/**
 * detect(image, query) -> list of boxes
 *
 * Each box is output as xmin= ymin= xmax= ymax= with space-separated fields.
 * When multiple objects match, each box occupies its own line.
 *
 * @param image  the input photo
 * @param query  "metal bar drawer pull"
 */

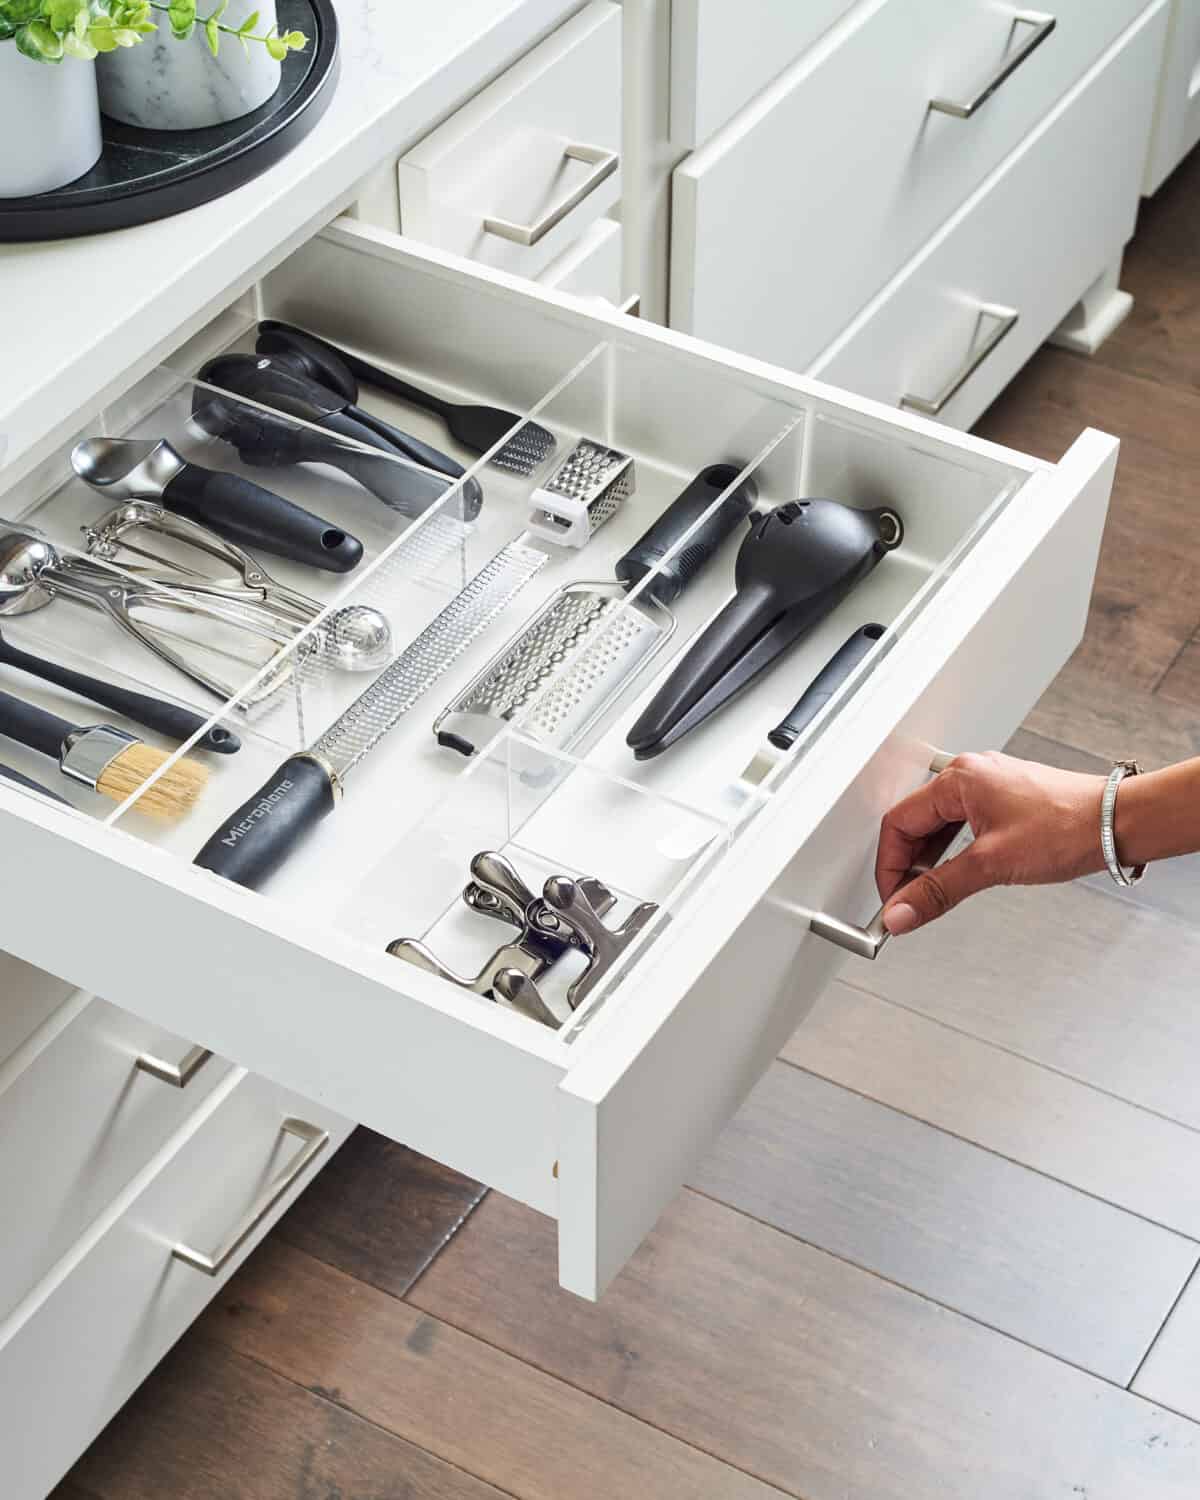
xmin=483 ymin=143 xmax=619 ymax=247
xmin=809 ymin=751 xmax=959 ymax=960
xmin=900 ymin=305 xmax=1018 ymax=417
xmin=172 ymin=1117 xmax=329 ymax=1276
xmin=929 ymin=12 xmax=1056 ymax=119
xmin=135 ymin=1043 xmax=212 ymax=1089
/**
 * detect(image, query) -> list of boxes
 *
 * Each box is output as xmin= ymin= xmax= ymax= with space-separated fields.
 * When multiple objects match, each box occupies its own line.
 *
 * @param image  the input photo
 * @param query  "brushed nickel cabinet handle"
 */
xmin=172 ymin=1117 xmax=329 ymax=1276
xmin=809 ymin=751 xmax=959 ymax=960
xmin=929 ymin=11 xmax=1056 ymax=119
xmin=900 ymin=305 xmax=1018 ymax=417
xmin=483 ymin=143 xmax=619 ymax=247
xmin=135 ymin=1044 xmax=213 ymax=1089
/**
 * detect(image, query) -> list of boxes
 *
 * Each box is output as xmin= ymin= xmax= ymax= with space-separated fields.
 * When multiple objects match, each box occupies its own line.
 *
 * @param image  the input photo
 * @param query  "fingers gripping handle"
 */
xmin=809 ymin=750 xmax=957 ymax=960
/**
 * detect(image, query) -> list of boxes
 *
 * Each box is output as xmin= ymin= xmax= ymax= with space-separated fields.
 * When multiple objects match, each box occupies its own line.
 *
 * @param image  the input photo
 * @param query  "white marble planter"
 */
xmin=97 ymin=4 xmax=282 ymax=130
xmin=0 ymin=47 xmax=103 ymax=198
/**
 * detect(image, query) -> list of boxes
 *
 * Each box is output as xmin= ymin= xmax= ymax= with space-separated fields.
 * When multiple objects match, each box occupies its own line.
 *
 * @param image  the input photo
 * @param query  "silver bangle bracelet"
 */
xmin=1100 ymin=760 xmax=1147 ymax=888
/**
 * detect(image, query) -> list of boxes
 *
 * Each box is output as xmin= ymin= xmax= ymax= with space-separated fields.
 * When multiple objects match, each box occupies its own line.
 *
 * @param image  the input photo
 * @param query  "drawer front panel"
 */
xmin=537 ymin=215 xmax=623 ymax=304
xmin=810 ymin=0 xmax=1169 ymax=427
xmin=0 ymin=1070 xmax=350 ymax=1500
xmin=1144 ymin=0 xmax=1200 ymax=192
xmin=671 ymin=0 xmax=1149 ymax=373
xmin=670 ymin=0 xmax=858 ymax=146
xmin=398 ymin=1 xmax=622 ymax=280
xmin=557 ymin=430 xmax=1118 ymax=1297
xmin=0 ymin=951 xmax=74 ymax=1067
xmin=0 ymin=994 xmax=232 ymax=1321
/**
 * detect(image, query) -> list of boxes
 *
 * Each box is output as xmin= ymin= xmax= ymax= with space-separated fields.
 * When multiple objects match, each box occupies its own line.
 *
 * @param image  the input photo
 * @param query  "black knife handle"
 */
xmin=0 ymin=761 xmax=71 ymax=806
xmin=768 ymin=624 xmax=887 ymax=752
xmin=161 ymin=466 xmax=363 ymax=574
xmin=193 ymin=754 xmax=337 ymax=890
xmin=0 ymin=689 xmax=74 ymax=761
xmin=0 ymin=630 xmax=239 ymax=755
xmin=615 ymin=463 xmax=757 ymax=606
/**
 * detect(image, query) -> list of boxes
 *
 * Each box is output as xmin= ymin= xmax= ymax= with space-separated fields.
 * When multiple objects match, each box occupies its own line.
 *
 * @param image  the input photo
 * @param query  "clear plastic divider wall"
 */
xmin=0 ymin=275 xmax=1027 ymax=1039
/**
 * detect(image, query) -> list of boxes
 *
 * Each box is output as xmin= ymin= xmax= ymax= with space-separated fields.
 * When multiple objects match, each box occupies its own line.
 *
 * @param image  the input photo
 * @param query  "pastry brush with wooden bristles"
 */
xmin=0 ymin=687 xmax=207 ymax=820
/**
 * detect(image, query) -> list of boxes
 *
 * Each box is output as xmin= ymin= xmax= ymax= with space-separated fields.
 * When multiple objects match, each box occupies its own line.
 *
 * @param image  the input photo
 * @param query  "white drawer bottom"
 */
xmin=808 ymin=1 xmax=1168 ymax=428
xmin=0 ymin=1071 xmax=351 ymax=1500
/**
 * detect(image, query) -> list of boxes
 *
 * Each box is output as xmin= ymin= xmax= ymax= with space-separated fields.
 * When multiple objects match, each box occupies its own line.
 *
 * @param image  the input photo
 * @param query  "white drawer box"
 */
xmin=398 ymin=1 xmax=622 ymax=281
xmin=0 ymin=992 xmax=231 ymax=1322
xmin=1144 ymin=0 xmax=1200 ymax=192
xmin=0 ymin=951 xmax=73 ymax=1066
xmin=0 ymin=220 xmax=1117 ymax=1300
xmin=671 ymin=0 xmax=1150 ymax=374
xmin=0 ymin=1069 xmax=350 ymax=1500
xmin=810 ymin=0 xmax=1168 ymax=427
xmin=670 ymin=0 xmax=858 ymax=147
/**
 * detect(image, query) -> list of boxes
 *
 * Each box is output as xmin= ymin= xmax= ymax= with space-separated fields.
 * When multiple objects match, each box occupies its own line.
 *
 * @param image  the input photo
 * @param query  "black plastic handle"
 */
xmin=343 ymin=403 xmax=465 ymax=480
xmin=768 ymin=624 xmax=887 ymax=751
xmin=0 ymin=761 xmax=71 ymax=806
xmin=0 ymin=629 xmax=240 ymax=755
xmin=615 ymin=463 xmax=758 ymax=606
xmin=192 ymin=754 xmax=337 ymax=890
xmin=161 ymin=465 xmax=363 ymax=574
xmin=257 ymin=320 xmax=453 ymax=416
xmin=0 ymin=688 xmax=74 ymax=761
xmin=318 ymin=412 xmax=483 ymax=520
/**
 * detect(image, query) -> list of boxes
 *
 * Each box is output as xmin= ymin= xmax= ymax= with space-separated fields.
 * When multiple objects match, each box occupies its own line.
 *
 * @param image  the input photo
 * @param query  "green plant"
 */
xmin=0 ymin=0 xmax=307 ymax=62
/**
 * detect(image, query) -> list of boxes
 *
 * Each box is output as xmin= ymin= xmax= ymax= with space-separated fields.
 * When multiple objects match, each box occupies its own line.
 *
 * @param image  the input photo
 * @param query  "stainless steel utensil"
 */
xmin=525 ymin=438 xmax=635 ymax=548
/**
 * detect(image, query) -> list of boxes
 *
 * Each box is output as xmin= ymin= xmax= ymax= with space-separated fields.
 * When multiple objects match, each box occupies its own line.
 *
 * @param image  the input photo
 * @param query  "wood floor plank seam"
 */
xmin=189 ymin=1331 xmax=532 ymax=1500
xmin=1150 ymin=629 xmax=1200 ymax=696
xmin=1128 ymin=1261 xmax=1200 ymax=1393
xmin=778 ymin=1028 xmax=1200 ymax=1241
xmin=683 ymin=1182 xmax=1193 ymax=1393
xmin=834 ymin=970 xmax=1200 ymax=1138
xmin=258 ymin=1243 xmax=803 ymax=1500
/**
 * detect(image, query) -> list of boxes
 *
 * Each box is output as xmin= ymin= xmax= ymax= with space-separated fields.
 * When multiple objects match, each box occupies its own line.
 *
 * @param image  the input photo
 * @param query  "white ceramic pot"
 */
xmin=0 ymin=46 xmax=103 ymax=198
xmin=97 ymin=3 xmax=283 ymax=130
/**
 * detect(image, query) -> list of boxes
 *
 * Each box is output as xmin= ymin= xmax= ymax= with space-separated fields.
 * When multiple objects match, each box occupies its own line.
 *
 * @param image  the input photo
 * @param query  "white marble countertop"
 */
xmin=0 ymin=0 xmax=575 ymax=478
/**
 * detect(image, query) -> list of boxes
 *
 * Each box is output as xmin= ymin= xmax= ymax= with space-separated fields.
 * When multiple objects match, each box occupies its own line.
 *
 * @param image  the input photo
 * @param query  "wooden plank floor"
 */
xmin=57 ymin=148 xmax=1200 ymax=1498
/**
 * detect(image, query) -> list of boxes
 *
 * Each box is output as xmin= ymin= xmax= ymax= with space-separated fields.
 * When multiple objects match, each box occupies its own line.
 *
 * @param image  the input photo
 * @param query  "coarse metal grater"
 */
xmin=491 ymin=420 xmax=558 ymax=477
xmin=525 ymin=439 xmax=635 ymax=549
xmin=433 ymin=580 xmax=674 ymax=759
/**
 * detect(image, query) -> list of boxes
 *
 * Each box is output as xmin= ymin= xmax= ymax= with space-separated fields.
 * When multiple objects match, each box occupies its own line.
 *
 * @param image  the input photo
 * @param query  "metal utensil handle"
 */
xmin=809 ymin=750 xmax=958 ymax=960
xmin=483 ymin=143 xmax=619 ymax=246
xmin=929 ymin=12 xmax=1056 ymax=118
xmin=171 ymin=1117 xmax=328 ymax=1276
xmin=135 ymin=1044 xmax=213 ymax=1089
xmin=900 ymin=305 xmax=1018 ymax=417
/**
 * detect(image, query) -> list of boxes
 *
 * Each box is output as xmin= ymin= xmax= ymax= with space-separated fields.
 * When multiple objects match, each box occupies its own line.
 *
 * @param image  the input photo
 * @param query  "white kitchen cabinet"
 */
xmin=0 ymin=218 xmax=1117 ymax=1300
xmin=810 ymin=0 xmax=1167 ymax=427
xmin=670 ymin=0 xmax=1150 ymax=376
xmin=1144 ymin=0 xmax=1200 ymax=191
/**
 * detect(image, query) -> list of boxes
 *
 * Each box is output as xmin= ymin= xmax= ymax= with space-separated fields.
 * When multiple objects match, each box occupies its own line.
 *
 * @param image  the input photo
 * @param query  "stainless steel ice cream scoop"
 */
xmin=71 ymin=437 xmax=364 ymax=574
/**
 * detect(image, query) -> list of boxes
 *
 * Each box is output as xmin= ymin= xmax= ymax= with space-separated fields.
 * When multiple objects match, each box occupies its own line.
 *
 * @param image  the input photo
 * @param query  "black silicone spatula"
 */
xmin=70 ymin=438 xmax=363 ymax=574
xmin=256 ymin=320 xmax=555 ymax=471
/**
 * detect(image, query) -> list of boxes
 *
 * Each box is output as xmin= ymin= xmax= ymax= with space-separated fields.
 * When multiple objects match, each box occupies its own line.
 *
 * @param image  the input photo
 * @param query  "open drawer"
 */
xmin=0 ymin=218 xmax=1117 ymax=1298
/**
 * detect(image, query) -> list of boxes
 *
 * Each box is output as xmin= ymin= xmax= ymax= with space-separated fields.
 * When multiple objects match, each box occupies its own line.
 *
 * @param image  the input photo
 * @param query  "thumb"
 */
xmin=882 ymin=846 xmax=988 ymax=936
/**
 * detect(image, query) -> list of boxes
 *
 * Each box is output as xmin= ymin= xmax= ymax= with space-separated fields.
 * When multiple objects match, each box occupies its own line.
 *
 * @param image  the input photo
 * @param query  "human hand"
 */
xmin=875 ymin=751 xmax=1107 ymax=936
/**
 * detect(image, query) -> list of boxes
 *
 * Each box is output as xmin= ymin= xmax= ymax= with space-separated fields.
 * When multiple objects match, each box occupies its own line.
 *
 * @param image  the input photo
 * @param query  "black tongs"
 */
xmin=627 ymin=498 xmax=903 ymax=759
xmin=194 ymin=353 xmax=483 ymax=520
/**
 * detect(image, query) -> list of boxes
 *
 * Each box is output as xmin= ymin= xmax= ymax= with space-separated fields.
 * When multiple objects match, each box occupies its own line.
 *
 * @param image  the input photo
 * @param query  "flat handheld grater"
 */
xmin=436 ymin=464 xmax=759 ymax=758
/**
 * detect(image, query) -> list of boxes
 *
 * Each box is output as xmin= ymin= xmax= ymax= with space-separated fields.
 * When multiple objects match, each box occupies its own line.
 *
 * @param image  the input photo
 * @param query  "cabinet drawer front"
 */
xmin=0 ymin=221 xmax=1115 ymax=1300
xmin=0 ymin=994 xmax=231 ymax=1321
xmin=810 ymin=0 xmax=1168 ymax=427
xmin=1144 ymin=0 xmax=1200 ymax=192
xmin=670 ymin=0 xmax=858 ymax=146
xmin=0 ymin=1071 xmax=350 ymax=1500
xmin=671 ymin=0 xmax=1149 ymax=373
xmin=398 ymin=1 xmax=622 ymax=280
xmin=0 ymin=951 xmax=73 ymax=1067
xmin=537 ymin=215 xmax=623 ymax=305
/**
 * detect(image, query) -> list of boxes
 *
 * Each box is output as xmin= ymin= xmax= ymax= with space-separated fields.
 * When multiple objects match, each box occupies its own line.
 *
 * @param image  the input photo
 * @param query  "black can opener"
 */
xmin=626 ymin=498 xmax=903 ymax=760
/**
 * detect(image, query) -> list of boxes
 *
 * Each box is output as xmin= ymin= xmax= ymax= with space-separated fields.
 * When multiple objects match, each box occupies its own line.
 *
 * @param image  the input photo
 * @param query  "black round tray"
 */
xmin=0 ymin=0 xmax=338 ymax=242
